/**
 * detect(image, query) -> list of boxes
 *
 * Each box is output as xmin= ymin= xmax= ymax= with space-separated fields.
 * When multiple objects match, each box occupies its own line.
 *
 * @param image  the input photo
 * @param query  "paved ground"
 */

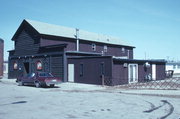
xmin=0 ymin=78 xmax=180 ymax=119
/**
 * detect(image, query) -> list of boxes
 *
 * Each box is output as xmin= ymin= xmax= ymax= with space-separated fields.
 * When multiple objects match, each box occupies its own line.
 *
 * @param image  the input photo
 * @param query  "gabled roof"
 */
xmin=13 ymin=19 xmax=134 ymax=47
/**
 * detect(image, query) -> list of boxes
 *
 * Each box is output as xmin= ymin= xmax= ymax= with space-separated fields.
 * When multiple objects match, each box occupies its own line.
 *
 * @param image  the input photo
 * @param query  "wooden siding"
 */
xmin=14 ymin=30 xmax=39 ymax=56
xmin=156 ymin=63 xmax=166 ymax=80
xmin=8 ymin=58 xmax=21 ymax=78
xmin=0 ymin=40 xmax=4 ymax=77
xmin=68 ymin=57 xmax=112 ymax=85
xmin=112 ymin=61 xmax=166 ymax=85
xmin=112 ymin=62 xmax=129 ymax=85
xmin=40 ymin=38 xmax=76 ymax=51
xmin=40 ymin=37 xmax=133 ymax=58
xmin=51 ymin=56 xmax=64 ymax=80
xmin=8 ymin=55 xmax=64 ymax=79
xmin=138 ymin=63 xmax=152 ymax=82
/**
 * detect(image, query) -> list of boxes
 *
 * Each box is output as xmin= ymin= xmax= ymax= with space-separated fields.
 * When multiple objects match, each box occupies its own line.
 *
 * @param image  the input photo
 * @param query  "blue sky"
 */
xmin=0 ymin=0 xmax=180 ymax=61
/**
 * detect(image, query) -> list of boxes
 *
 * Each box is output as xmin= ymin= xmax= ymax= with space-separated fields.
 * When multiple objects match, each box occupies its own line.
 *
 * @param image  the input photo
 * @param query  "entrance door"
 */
xmin=152 ymin=64 xmax=156 ymax=80
xmin=128 ymin=64 xmax=138 ymax=83
xmin=24 ymin=62 xmax=30 ymax=75
xmin=68 ymin=64 xmax=74 ymax=82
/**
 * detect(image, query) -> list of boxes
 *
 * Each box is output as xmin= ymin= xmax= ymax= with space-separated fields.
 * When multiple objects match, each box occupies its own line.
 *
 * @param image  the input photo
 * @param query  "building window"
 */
xmin=92 ymin=43 xmax=96 ymax=51
xmin=104 ymin=45 xmax=107 ymax=52
xmin=37 ymin=61 xmax=42 ymax=70
xmin=122 ymin=47 xmax=125 ymax=53
xmin=13 ymin=62 xmax=18 ymax=70
xmin=100 ymin=62 xmax=105 ymax=75
xmin=80 ymin=64 xmax=84 ymax=76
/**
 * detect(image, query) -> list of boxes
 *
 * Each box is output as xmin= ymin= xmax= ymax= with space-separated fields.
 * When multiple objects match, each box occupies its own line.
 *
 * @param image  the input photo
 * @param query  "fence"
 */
xmin=102 ymin=76 xmax=180 ymax=90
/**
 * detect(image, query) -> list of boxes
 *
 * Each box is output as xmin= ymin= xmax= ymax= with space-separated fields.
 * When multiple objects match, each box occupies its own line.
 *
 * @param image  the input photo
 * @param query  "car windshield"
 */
xmin=39 ymin=72 xmax=53 ymax=77
xmin=26 ymin=73 xmax=35 ymax=78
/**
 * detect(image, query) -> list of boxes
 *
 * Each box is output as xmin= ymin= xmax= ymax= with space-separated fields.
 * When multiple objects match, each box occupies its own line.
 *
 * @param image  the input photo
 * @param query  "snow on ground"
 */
xmin=0 ymin=78 xmax=180 ymax=119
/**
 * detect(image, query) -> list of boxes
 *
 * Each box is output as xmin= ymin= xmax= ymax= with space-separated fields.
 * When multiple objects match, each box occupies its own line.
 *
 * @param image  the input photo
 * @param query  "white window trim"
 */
xmin=104 ymin=45 xmax=107 ymax=52
xmin=128 ymin=64 xmax=138 ymax=83
xmin=122 ymin=47 xmax=125 ymax=53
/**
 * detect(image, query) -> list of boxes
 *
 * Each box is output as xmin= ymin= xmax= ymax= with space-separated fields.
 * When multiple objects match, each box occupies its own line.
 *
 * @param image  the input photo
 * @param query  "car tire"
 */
xmin=18 ymin=81 xmax=23 ymax=86
xmin=35 ymin=82 xmax=41 ymax=88
xmin=50 ymin=84 xmax=55 ymax=88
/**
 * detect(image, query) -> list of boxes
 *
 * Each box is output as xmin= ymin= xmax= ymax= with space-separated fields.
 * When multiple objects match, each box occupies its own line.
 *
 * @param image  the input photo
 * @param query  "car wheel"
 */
xmin=50 ymin=84 xmax=55 ymax=88
xmin=35 ymin=82 xmax=41 ymax=88
xmin=18 ymin=81 xmax=23 ymax=86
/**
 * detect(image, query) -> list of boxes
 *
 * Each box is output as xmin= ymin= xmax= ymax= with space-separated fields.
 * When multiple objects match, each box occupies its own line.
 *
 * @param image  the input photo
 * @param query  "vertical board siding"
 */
xmin=8 ymin=56 xmax=64 ymax=79
xmin=41 ymin=38 xmax=133 ymax=58
xmin=138 ymin=63 xmax=152 ymax=82
xmin=14 ymin=30 xmax=39 ymax=56
xmin=156 ymin=63 xmax=166 ymax=80
xmin=80 ymin=40 xmax=133 ymax=58
xmin=51 ymin=56 xmax=64 ymax=80
xmin=40 ymin=38 xmax=76 ymax=51
xmin=68 ymin=57 xmax=112 ymax=85
xmin=112 ymin=62 xmax=128 ymax=85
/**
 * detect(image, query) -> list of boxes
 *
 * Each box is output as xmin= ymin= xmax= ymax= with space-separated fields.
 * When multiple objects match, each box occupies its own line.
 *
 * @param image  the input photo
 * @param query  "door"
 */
xmin=128 ymin=64 xmax=138 ymax=83
xmin=152 ymin=64 xmax=156 ymax=80
xmin=68 ymin=64 xmax=74 ymax=82
xmin=23 ymin=62 xmax=30 ymax=75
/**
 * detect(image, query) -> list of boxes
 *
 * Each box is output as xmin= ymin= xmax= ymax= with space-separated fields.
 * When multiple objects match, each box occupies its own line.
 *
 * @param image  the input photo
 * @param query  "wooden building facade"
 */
xmin=8 ymin=19 xmax=166 ymax=85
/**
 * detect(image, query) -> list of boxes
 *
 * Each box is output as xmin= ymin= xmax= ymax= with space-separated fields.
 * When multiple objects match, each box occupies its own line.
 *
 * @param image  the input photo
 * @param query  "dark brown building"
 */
xmin=8 ymin=19 xmax=166 ymax=85
xmin=0 ymin=38 xmax=4 ymax=78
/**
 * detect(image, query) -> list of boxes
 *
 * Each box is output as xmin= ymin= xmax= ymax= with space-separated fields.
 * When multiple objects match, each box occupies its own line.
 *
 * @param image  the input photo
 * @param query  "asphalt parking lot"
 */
xmin=0 ymin=78 xmax=180 ymax=119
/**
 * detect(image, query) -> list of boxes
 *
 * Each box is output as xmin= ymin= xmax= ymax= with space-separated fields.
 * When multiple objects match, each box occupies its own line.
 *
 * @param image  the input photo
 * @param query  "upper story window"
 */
xmin=92 ymin=43 xmax=96 ymax=51
xmin=104 ymin=45 xmax=107 ymax=52
xmin=122 ymin=47 xmax=125 ymax=53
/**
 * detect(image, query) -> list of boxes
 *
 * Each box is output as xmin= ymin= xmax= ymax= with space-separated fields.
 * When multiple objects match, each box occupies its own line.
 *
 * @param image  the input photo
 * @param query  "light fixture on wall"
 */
xmin=144 ymin=62 xmax=150 ymax=68
xmin=123 ymin=63 xmax=128 ymax=68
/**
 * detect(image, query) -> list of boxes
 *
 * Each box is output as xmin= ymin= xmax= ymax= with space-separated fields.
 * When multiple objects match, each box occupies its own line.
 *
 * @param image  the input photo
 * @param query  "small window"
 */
xmin=92 ymin=43 xmax=96 ymax=51
xmin=100 ymin=62 xmax=105 ymax=75
xmin=104 ymin=45 xmax=107 ymax=52
xmin=37 ymin=61 xmax=42 ymax=70
xmin=13 ymin=62 xmax=18 ymax=70
xmin=122 ymin=47 xmax=125 ymax=53
xmin=80 ymin=64 xmax=84 ymax=76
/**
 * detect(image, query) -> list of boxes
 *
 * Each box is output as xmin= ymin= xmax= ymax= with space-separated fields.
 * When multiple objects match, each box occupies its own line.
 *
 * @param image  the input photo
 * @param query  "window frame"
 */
xmin=128 ymin=64 xmax=138 ymax=83
xmin=100 ymin=62 xmax=105 ymax=75
xmin=80 ymin=63 xmax=84 ymax=76
xmin=104 ymin=45 xmax=108 ymax=52
xmin=92 ymin=43 xmax=96 ymax=51
xmin=121 ymin=47 xmax=125 ymax=53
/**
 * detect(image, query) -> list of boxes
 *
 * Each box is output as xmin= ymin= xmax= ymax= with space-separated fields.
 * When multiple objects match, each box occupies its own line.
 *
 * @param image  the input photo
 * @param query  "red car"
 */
xmin=16 ymin=72 xmax=62 ymax=88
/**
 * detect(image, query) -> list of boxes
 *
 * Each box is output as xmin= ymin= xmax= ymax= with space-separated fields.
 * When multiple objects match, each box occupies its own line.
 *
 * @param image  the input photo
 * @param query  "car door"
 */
xmin=21 ymin=74 xmax=30 ymax=84
xmin=25 ymin=73 xmax=34 ymax=84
